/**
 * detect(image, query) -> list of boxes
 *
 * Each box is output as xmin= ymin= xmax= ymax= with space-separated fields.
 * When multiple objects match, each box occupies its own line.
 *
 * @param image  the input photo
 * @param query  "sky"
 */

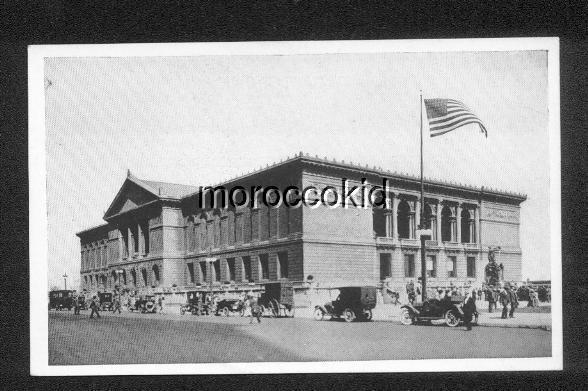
xmin=44 ymin=48 xmax=551 ymax=289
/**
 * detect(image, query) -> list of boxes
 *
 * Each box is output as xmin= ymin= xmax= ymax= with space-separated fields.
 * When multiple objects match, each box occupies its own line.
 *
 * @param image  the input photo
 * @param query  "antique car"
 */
xmin=258 ymin=281 xmax=295 ymax=318
xmin=399 ymin=295 xmax=475 ymax=327
xmin=180 ymin=291 xmax=211 ymax=316
xmin=77 ymin=295 xmax=88 ymax=310
xmin=215 ymin=298 xmax=245 ymax=317
xmin=98 ymin=292 xmax=113 ymax=311
xmin=48 ymin=290 xmax=75 ymax=311
xmin=139 ymin=294 xmax=158 ymax=313
xmin=313 ymin=286 xmax=377 ymax=322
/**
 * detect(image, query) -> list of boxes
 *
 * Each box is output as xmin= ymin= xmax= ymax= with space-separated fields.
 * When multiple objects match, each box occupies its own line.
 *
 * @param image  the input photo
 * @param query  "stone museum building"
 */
xmin=77 ymin=153 xmax=526 ymax=294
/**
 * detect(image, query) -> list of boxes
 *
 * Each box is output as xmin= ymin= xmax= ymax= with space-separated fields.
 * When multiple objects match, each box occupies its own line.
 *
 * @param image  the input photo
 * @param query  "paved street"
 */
xmin=49 ymin=310 xmax=551 ymax=365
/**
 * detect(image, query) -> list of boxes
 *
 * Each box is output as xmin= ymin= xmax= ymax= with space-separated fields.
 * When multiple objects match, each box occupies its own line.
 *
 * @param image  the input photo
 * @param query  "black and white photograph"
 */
xmin=29 ymin=39 xmax=561 ymax=375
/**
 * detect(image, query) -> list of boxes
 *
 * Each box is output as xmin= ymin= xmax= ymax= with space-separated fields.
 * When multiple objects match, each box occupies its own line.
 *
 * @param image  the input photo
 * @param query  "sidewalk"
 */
xmin=297 ymin=303 xmax=552 ymax=331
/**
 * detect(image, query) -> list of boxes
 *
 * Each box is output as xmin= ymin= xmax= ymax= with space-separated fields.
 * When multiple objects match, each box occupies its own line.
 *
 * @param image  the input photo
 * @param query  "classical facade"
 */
xmin=77 ymin=153 xmax=526 ymax=294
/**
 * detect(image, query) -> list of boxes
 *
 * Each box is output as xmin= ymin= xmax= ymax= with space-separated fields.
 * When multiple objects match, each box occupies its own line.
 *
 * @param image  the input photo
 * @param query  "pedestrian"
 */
xmin=527 ymin=288 xmax=536 ymax=307
xmin=112 ymin=295 xmax=122 ymax=314
xmin=499 ymin=285 xmax=511 ymax=319
xmin=462 ymin=290 xmax=477 ymax=331
xmin=158 ymin=295 xmax=165 ymax=315
xmin=509 ymin=285 xmax=519 ymax=318
xmin=477 ymin=288 xmax=482 ymax=301
xmin=249 ymin=296 xmax=262 ymax=324
xmin=406 ymin=280 xmax=416 ymax=305
xmin=72 ymin=294 xmax=80 ymax=315
xmin=89 ymin=296 xmax=100 ymax=319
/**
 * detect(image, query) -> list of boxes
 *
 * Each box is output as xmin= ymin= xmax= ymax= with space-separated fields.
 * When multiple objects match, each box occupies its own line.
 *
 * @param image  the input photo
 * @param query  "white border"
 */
xmin=29 ymin=38 xmax=562 ymax=376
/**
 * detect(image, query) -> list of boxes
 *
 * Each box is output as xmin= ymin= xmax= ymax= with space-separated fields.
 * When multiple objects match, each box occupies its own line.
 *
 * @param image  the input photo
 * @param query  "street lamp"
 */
xmin=63 ymin=272 xmax=68 ymax=290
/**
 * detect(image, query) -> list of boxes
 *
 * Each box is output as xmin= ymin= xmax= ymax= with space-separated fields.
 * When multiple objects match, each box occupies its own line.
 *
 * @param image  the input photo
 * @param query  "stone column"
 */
xmin=385 ymin=212 xmax=393 ymax=237
xmin=392 ymin=195 xmax=399 ymax=240
xmin=138 ymin=222 xmax=144 ymax=255
xmin=436 ymin=200 xmax=443 ymax=242
xmin=475 ymin=207 xmax=480 ymax=244
xmin=456 ymin=204 xmax=462 ymax=243
xmin=415 ymin=200 xmax=421 ymax=230
xmin=127 ymin=226 xmax=133 ymax=257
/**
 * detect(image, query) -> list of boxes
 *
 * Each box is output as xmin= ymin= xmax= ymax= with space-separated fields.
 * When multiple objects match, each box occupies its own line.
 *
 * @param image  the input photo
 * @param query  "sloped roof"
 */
xmin=140 ymin=179 xmax=199 ymax=199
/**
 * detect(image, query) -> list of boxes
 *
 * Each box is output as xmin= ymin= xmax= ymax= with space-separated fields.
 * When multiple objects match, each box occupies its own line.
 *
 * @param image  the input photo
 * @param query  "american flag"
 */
xmin=424 ymin=98 xmax=487 ymax=138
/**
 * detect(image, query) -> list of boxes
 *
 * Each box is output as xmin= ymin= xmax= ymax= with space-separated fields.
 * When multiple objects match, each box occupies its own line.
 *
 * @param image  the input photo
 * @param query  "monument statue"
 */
xmin=484 ymin=246 xmax=504 ymax=287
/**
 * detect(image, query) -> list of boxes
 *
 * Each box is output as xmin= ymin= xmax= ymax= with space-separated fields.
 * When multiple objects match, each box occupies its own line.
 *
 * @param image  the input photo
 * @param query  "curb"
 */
xmin=475 ymin=322 xmax=551 ymax=331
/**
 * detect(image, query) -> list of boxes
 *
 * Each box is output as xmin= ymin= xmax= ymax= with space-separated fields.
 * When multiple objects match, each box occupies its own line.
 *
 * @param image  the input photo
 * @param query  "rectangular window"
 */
xmin=227 ymin=258 xmax=236 ymax=281
xmin=199 ymin=262 xmax=207 ymax=283
xmin=132 ymin=225 xmax=139 ymax=253
xmin=143 ymin=222 xmax=150 ymax=254
xmin=187 ymin=263 xmax=195 ymax=284
xmin=220 ymin=217 xmax=228 ymax=246
xmin=404 ymin=254 xmax=415 ymax=277
xmin=213 ymin=259 xmax=221 ymax=282
xmin=447 ymin=256 xmax=457 ymax=278
xmin=467 ymin=256 xmax=476 ymax=278
xmin=380 ymin=253 xmax=392 ymax=279
xmin=426 ymin=255 xmax=437 ymax=278
xmin=259 ymin=254 xmax=269 ymax=280
xmin=278 ymin=251 xmax=289 ymax=279
xmin=214 ymin=220 xmax=220 ymax=248
xmin=194 ymin=223 xmax=200 ymax=251
xmin=242 ymin=256 xmax=252 ymax=282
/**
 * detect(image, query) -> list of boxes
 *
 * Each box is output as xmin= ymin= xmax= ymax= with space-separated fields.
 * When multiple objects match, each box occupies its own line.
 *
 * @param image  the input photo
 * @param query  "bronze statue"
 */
xmin=484 ymin=246 xmax=504 ymax=287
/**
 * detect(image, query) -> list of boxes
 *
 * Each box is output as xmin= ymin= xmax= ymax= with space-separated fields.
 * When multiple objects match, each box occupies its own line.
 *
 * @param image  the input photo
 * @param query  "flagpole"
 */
xmin=420 ymin=91 xmax=427 ymax=303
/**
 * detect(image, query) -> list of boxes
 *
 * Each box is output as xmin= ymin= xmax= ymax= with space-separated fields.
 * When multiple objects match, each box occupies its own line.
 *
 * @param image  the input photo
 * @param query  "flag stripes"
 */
xmin=424 ymin=98 xmax=488 ymax=138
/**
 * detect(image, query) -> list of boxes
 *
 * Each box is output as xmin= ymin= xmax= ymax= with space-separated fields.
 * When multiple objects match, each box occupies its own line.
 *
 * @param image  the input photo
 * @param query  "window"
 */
xmin=278 ymin=252 xmax=289 ymax=279
xmin=213 ymin=220 xmax=220 ymax=248
xmin=441 ymin=206 xmax=453 ymax=242
xmin=397 ymin=200 xmax=411 ymax=239
xmin=380 ymin=253 xmax=392 ymax=279
xmin=242 ymin=256 xmax=252 ymax=282
xmin=213 ymin=259 xmax=221 ymax=282
xmin=467 ymin=256 xmax=476 ymax=278
xmin=122 ymin=270 xmax=127 ymax=285
xmin=235 ymin=213 xmax=243 ymax=243
xmin=426 ymin=255 xmax=437 ymax=278
xmin=141 ymin=268 xmax=148 ymax=286
xmin=373 ymin=209 xmax=386 ymax=237
xmin=447 ymin=256 xmax=457 ymax=278
xmin=122 ymin=230 xmax=129 ymax=257
xmin=152 ymin=265 xmax=160 ymax=286
xmin=194 ymin=223 xmax=200 ymax=251
xmin=199 ymin=262 xmax=207 ymax=283
xmin=131 ymin=269 xmax=137 ymax=286
xmin=461 ymin=209 xmax=471 ymax=243
xmin=220 ymin=217 xmax=228 ymax=246
xmin=259 ymin=254 xmax=269 ymax=280
xmin=404 ymin=254 xmax=415 ymax=277
xmin=132 ymin=225 xmax=139 ymax=253
xmin=227 ymin=258 xmax=236 ymax=281
xmin=187 ymin=263 xmax=195 ymax=284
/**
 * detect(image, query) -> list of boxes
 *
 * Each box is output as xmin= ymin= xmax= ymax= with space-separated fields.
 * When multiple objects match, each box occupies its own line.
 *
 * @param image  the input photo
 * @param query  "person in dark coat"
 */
xmin=89 ymin=296 xmax=100 ymax=319
xmin=462 ymin=290 xmax=477 ymax=331
xmin=509 ymin=287 xmax=519 ymax=318
xmin=500 ymin=285 xmax=511 ymax=319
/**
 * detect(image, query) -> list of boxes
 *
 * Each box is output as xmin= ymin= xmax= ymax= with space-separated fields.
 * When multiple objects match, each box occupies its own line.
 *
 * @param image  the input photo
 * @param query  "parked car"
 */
xmin=216 ymin=298 xmax=245 ymax=316
xmin=399 ymin=295 xmax=474 ymax=327
xmin=180 ymin=291 xmax=211 ymax=316
xmin=313 ymin=286 xmax=377 ymax=322
xmin=258 ymin=281 xmax=295 ymax=318
xmin=98 ymin=292 xmax=113 ymax=311
xmin=48 ymin=290 xmax=75 ymax=311
xmin=140 ymin=294 xmax=158 ymax=313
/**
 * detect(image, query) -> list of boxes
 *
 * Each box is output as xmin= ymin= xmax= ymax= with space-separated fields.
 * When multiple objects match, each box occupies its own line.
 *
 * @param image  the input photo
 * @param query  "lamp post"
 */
xmin=63 ymin=272 xmax=68 ymax=290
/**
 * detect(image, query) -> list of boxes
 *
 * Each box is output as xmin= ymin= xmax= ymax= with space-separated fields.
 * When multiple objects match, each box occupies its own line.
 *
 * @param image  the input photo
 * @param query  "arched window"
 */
xmin=141 ymin=268 xmax=148 ymax=286
xmin=441 ymin=206 xmax=453 ymax=242
xmin=131 ymin=269 xmax=137 ymax=287
xmin=397 ymin=200 xmax=411 ymax=239
xmin=111 ymin=270 xmax=117 ymax=287
xmin=101 ymin=275 xmax=107 ymax=289
xmin=423 ymin=204 xmax=434 ymax=230
xmin=461 ymin=209 xmax=471 ymax=243
xmin=152 ymin=265 xmax=160 ymax=286
xmin=186 ymin=216 xmax=194 ymax=251
xmin=122 ymin=270 xmax=127 ymax=285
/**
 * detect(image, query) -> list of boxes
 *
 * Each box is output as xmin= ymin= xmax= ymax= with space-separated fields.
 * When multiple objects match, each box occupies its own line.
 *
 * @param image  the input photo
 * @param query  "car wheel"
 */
xmin=223 ymin=307 xmax=230 ymax=317
xmin=313 ymin=308 xmax=325 ymax=321
xmin=363 ymin=309 xmax=373 ymax=321
xmin=400 ymin=308 xmax=414 ymax=325
xmin=239 ymin=308 xmax=245 ymax=317
xmin=445 ymin=309 xmax=460 ymax=327
xmin=286 ymin=305 xmax=295 ymax=318
xmin=343 ymin=308 xmax=356 ymax=323
xmin=180 ymin=307 xmax=185 ymax=315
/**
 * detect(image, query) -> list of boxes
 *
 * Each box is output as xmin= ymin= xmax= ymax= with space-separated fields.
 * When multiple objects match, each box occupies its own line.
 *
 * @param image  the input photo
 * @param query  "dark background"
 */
xmin=1 ymin=1 xmax=586 ymax=389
